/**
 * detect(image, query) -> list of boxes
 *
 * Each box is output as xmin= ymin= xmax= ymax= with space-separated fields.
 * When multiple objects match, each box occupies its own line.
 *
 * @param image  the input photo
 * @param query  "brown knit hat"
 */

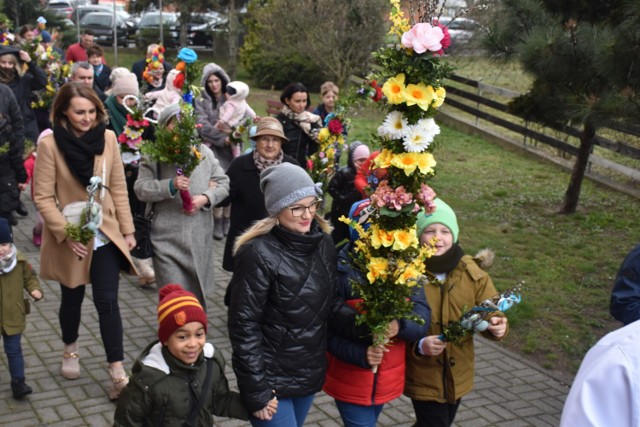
xmin=157 ymin=284 xmax=207 ymax=343
xmin=254 ymin=117 xmax=288 ymax=142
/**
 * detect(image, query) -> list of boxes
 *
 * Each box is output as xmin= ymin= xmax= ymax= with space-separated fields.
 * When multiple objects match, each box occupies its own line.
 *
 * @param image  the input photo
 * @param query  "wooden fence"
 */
xmin=439 ymin=74 xmax=640 ymax=190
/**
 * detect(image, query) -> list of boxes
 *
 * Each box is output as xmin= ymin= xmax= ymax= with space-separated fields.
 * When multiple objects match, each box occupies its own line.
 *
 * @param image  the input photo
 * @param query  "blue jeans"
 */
xmin=250 ymin=394 xmax=315 ymax=427
xmin=335 ymin=400 xmax=384 ymax=427
xmin=2 ymin=333 xmax=25 ymax=379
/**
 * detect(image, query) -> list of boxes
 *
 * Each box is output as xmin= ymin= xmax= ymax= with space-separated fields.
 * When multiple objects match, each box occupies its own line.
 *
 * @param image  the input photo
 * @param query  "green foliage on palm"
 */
xmin=140 ymin=103 xmax=202 ymax=177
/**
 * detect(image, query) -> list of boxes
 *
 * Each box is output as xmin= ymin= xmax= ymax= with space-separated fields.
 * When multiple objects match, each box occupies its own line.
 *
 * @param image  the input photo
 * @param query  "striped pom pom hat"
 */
xmin=157 ymin=284 xmax=207 ymax=343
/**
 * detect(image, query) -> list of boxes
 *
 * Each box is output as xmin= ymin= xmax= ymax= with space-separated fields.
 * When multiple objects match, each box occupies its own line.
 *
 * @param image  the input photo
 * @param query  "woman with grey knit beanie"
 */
xmin=227 ymin=163 xmax=364 ymax=426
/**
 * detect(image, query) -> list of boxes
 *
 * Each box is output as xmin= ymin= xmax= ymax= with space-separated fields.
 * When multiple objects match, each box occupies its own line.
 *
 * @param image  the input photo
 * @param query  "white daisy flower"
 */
xmin=403 ymin=119 xmax=440 ymax=152
xmin=378 ymin=111 xmax=409 ymax=139
xmin=416 ymin=117 xmax=441 ymax=140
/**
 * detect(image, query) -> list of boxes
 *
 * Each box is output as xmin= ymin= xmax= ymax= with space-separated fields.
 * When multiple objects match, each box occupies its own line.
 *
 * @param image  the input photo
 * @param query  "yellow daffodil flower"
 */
xmin=382 ymin=74 xmax=406 ymax=105
xmin=404 ymin=83 xmax=435 ymax=111
xmin=392 ymin=228 xmax=419 ymax=250
xmin=367 ymin=257 xmax=389 ymax=283
xmin=396 ymin=263 xmax=421 ymax=285
xmin=390 ymin=152 xmax=420 ymax=176
xmin=416 ymin=152 xmax=437 ymax=175
xmin=318 ymin=127 xmax=330 ymax=142
xmin=433 ymin=86 xmax=447 ymax=108
xmin=374 ymin=149 xmax=394 ymax=168
xmin=370 ymin=224 xmax=394 ymax=249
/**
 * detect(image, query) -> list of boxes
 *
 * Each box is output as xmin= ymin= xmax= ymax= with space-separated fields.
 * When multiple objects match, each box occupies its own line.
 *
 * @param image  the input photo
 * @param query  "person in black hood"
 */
xmin=0 ymin=82 xmax=27 ymax=226
xmin=0 ymin=45 xmax=47 ymax=144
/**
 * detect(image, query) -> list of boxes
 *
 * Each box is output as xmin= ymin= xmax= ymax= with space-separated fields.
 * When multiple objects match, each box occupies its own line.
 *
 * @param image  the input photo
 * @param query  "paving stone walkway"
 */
xmin=0 ymin=197 xmax=571 ymax=426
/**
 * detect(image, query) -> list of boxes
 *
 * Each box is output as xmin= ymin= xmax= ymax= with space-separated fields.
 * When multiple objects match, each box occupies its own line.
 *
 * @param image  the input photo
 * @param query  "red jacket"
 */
xmin=323 ymin=299 xmax=407 ymax=406
xmin=24 ymin=153 xmax=35 ymax=198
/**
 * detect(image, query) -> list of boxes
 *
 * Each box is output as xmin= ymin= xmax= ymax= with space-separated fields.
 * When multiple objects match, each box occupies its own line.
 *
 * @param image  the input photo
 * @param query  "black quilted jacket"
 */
xmin=227 ymin=222 xmax=362 ymax=412
xmin=0 ymin=83 xmax=26 ymax=214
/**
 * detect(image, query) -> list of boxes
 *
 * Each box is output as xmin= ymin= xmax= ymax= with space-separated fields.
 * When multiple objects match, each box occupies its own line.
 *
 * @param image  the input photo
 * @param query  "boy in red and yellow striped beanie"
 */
xmin=114 ymin=283 xmax=263 ymax=424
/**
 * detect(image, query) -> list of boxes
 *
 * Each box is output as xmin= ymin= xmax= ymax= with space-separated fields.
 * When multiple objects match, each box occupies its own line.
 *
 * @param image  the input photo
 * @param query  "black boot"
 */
xmin=11 ymin=378 xmax=33 ymax=399
xmin=16 ymin=201 xmax=29 ymax=217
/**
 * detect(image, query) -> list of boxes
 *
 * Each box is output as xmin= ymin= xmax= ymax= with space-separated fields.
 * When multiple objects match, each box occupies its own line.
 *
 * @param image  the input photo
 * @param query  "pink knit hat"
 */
xmin=111 ymin=73 xmax=138 ymax=96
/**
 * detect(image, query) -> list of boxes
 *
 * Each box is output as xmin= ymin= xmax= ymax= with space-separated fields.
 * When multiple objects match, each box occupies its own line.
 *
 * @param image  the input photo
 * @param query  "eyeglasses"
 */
xmin=288 ymin=199 xmax=322 ymax=217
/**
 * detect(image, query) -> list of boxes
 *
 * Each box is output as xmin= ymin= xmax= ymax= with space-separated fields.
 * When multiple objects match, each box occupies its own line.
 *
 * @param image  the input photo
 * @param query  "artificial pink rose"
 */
xmin=401 ymin=23 xmax=445 ymax=54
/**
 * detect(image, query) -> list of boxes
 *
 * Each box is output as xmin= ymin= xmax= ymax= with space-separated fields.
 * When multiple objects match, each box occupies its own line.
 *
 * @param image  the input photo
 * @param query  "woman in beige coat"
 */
xmin=33 ymin=82 xmax=136 ymax=401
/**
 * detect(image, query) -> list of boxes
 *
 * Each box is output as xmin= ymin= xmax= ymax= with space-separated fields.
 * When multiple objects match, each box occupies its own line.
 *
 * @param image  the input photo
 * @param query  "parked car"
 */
xmin=135 ymin=11 xmax=180 ymax=48
xmin=79 ymin=12 xmax=129 ymax=47
xmin=135 ymin=10 xmax=227 ymax=49
xmin=188 ymin=12 xmax=226 ymax=48
xmin=46 ymin=0 xmax=76 ymax=19
xmin=73 ymin=5 xmax=137 ymax=40
xmin=436 ymin=16 xmax=483 ymax=48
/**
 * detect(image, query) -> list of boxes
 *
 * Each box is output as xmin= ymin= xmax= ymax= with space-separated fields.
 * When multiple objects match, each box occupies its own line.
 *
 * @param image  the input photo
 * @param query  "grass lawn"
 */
xmin=103 ymin=48 xmax=637 ymax=377
xmin=350 ymin=105 xmax=637 ymax=376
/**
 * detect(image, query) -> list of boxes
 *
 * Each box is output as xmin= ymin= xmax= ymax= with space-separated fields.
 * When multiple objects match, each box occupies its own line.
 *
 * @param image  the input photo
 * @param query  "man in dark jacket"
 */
xmin=0 ymin=83 xmax=26 ymax=226
xmin=70 ymin=61 xmax=106 ymax=102
xmin=610 ymin=244 xmax=640 ymax=325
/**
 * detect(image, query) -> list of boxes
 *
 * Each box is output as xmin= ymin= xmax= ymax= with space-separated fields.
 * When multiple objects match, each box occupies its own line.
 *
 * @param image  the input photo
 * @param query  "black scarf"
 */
xmin=425 ymin=243 xmax=465 ymax=275
xmin=0 ymin=67 xmax=17 ymax=84
xmin=54 ymin=122 xmax=106 ymax=187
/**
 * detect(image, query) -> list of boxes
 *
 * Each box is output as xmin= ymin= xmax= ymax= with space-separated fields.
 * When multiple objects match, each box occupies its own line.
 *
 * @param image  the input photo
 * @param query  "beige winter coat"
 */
xmin=33 ymin=130 xmax=135 ymax=287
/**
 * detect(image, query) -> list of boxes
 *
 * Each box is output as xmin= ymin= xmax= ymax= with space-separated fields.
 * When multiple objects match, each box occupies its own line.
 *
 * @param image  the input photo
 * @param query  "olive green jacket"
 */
xmin=0 ymin=251 xmax=42 ymax=335
xmin=114 ymin=341 xmax=249 ymax=427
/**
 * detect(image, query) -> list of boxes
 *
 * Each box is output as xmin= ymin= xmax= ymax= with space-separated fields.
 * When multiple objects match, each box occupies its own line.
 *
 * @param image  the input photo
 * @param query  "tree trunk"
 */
xmin=562 ymin=122 xmax=596 ymax=213
xmin=227 ymin=0 xmax=238 ymax=80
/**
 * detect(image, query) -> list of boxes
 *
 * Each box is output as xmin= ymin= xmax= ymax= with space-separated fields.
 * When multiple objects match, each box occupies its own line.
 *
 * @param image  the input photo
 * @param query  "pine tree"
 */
xmin=482 ymin=0 xmax=639 ymax=213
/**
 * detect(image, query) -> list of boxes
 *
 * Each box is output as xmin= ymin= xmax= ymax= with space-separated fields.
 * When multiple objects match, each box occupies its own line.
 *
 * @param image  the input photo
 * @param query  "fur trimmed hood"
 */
xmin=472 ymin=248 xmax=494 ymax=270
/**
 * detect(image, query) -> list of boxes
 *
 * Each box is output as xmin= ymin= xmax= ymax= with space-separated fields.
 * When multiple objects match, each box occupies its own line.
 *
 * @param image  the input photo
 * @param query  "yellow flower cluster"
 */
xmin=374 ymin=148 xmax=437 ymax=176
xmin=365 ymin=245 xmax=434 ymax=286
xmin=389 ymin=0 xmax=410 ymax=36
xmin=370 ymin=224 xmax=420 ymax=250
xmin=124 ymin=126 xmax=144 ymax=140
xmin=382 ymin=73 xmax=446 ymax=111
xmin=318 ymin=127 xmax=345 ymax=148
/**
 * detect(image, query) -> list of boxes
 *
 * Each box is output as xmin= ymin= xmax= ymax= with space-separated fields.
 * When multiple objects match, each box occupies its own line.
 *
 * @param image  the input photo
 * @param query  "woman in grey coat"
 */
xmin=134 ymin=104 xmax=230 ymax=309
xmin=195 ymin=62 xmax=233 ymax=240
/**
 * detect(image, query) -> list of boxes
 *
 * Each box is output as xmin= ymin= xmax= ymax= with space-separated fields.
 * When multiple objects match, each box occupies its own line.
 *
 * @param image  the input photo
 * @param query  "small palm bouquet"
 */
xmin=440 ymin=283 xmax=523 ymax=345
xmin=307 ymin=109 xmax=349 ymax=192
xmin=117 ymin=95 xmax=152 ymax=165
xmin=140 ymin=103 xmax=203 ymax=211
xmin=63 ymin=176 xmax=103 ymax=247
xmin=228 ymin=116 xmax=255 ymax=157
xmin=31 ymin=46 xmax=70 ymax=111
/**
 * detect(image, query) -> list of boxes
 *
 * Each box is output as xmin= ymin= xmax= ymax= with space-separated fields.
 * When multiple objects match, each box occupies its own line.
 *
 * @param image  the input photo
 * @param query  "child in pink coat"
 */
xmin=215 ymin=81 xmax=256 ymax=157
xmin=23 ymin=129 xmax=52 ymax=247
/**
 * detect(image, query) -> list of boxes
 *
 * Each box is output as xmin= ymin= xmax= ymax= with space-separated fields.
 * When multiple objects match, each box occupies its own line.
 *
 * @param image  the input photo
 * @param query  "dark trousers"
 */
xmin=59 ymin=242 xmax=126 ymax=363
xmin=411 ymin=399 xmax=462 ymax=427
